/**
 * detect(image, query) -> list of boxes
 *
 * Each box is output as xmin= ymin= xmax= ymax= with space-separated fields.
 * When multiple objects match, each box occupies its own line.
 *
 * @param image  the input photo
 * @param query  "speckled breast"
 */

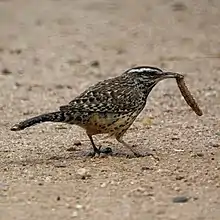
xmin=79 ymin=111 xmax=140 ymax=137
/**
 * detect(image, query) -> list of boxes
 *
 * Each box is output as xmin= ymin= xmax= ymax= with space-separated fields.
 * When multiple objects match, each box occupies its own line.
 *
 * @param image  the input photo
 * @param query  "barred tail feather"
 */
xmin=10 ymin=111 xmax=65 ymax=131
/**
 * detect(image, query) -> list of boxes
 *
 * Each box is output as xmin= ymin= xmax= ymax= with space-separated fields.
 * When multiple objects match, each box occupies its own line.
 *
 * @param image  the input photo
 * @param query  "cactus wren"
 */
xmin=11 ymin=66 xmax=183 ymax=157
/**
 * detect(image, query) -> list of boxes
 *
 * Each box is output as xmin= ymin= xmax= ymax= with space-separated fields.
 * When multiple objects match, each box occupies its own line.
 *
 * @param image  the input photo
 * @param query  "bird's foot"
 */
xmin=87 ymin=147 xmax=113 ymax=157
xmin=100 ymin=147 xmax=113 ymax=155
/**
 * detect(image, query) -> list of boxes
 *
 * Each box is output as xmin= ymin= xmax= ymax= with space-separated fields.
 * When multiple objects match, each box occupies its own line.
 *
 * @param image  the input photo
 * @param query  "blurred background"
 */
xmin=0 ymin=0 xmax=219 ymax=114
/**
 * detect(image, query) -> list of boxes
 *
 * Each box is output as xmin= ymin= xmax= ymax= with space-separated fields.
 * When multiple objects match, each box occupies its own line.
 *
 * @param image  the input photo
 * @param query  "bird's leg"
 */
xmin=87 ymin=134 xmax=101 ymax=157
xmin=116 ymin=137 xmax=141 ymax=157
xmin=116 ymin=137 xmax=159 ymax=160
xmin=87 ymin=134 xmax=112 ymax=157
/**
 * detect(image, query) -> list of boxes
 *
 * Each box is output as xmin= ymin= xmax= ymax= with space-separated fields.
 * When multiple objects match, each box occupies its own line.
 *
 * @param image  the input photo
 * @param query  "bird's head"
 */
xmin=124 ymin=66 xmax=183 ymax=82
xmin=123 ymin=66 xmax=183 ymax=94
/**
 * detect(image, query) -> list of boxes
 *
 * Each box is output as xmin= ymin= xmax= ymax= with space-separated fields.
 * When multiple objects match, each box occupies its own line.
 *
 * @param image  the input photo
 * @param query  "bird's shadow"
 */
xmin=5 ymin=149 xmax=140 ymax=167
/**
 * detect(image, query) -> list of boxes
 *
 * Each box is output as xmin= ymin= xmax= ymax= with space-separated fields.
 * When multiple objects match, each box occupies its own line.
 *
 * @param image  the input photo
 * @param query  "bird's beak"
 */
xmin=162 ymin=72 xmax=184 ymax=79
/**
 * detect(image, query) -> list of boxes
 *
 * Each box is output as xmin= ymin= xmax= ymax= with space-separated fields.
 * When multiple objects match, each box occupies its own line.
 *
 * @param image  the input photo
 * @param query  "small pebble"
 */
xmin=57 ymin=196 xmax=61 ymax=201
xmin=196 ymin=152 xmax=204 ymax=157
xmin=144 ymin=192 xmax=154 ymax=197
xmin=71 ymin=211 xmax=78 ymax=218
xmin=66 ymin=85 xmax=72 ymax=89
xmin=10 ymin=48 xmax=22 ymax=54
xmin=171 ymin=2 xmax=187 ymax=11
xmin=175 ymin=175 xmax=185 ymax=180
xmin=75 ymin=204 xmax=83 ymax=209
xmin=100 ymin=182 xmax=107 ymax=188
xmin=171 ymin=136 xmax=180 ymax=140
xmin=174 ymin=187 xmax=181 ymax=192
xmin=211 ymin=143 xmax=219 ymax=148
xmin=191 ymin=152 xmax=204 ymax=158
xmin=74 ymin=141 xmax=82 ymax=146
xmin=77 ymin=168 xmax=91 ymax=180
xmin=45 ymin=176 xmax=51 ymax=182
xmin=1 ymin=68 xmax=12 ymax=75
xmin=54 ymin=164 xmax=67 ymax=168
xmin=67 ymin=58 xmax=81 ymax=66
xmin=90 ymin=60 xmax=100 ymax=67
xmin=15 ymin=82 xmax=22 ymax=87
xmin=156 ymin=209 xmax=166 ymax=215
xmin=141 ymin=166 xmax=153 ymax=171
xmin=66 ymin=146 xmax=77 ymax=152
xmin=55 ymin=84 xmax=64 ymax=89
xmin=172 ymin=196 xmax=189 ymax=203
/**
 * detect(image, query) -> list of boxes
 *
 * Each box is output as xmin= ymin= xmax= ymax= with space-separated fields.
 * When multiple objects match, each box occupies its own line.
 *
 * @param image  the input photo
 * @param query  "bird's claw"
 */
xmin=87 ymin=147 xmax=113 ymax=157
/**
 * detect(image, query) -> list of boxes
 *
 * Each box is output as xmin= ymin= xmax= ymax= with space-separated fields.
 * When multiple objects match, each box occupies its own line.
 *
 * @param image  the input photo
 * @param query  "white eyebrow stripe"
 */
xmin=127 ymin=68 xmax=159 ymax=73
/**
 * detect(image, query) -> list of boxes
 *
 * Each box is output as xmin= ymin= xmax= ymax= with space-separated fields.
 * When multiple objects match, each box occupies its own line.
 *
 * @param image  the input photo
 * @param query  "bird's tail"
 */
xmin=10 ymin=111 xmax=66 ymax=131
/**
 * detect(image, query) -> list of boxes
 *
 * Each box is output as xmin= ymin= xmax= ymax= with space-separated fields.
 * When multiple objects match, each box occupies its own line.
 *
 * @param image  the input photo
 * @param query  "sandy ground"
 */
xmin=1 ymin=0 xmax=220 ymax=219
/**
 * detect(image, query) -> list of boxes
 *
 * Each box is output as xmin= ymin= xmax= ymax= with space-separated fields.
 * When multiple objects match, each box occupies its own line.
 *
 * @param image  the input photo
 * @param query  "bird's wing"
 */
xmin=60 ymin=77 xmax=145 ymax=113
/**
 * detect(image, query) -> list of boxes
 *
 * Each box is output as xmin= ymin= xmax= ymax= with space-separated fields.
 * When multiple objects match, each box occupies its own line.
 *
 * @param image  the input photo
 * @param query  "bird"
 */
xmin=11 ymin=66 xmax=183 ymax=157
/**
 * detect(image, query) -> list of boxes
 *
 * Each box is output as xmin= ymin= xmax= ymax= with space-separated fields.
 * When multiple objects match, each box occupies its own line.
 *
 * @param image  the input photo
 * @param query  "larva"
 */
xmin=176 ymin=76 xmax=203 ymax=116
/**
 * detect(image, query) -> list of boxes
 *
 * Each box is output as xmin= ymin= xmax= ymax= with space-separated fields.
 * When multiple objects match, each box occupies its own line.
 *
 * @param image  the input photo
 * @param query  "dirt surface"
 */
xmin=1 ymin=0 xmax=220 ymax=219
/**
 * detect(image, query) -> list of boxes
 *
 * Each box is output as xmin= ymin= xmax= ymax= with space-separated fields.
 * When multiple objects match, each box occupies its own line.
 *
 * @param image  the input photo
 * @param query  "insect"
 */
xmin=176 ymin=76 xmax=202 ymax=116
